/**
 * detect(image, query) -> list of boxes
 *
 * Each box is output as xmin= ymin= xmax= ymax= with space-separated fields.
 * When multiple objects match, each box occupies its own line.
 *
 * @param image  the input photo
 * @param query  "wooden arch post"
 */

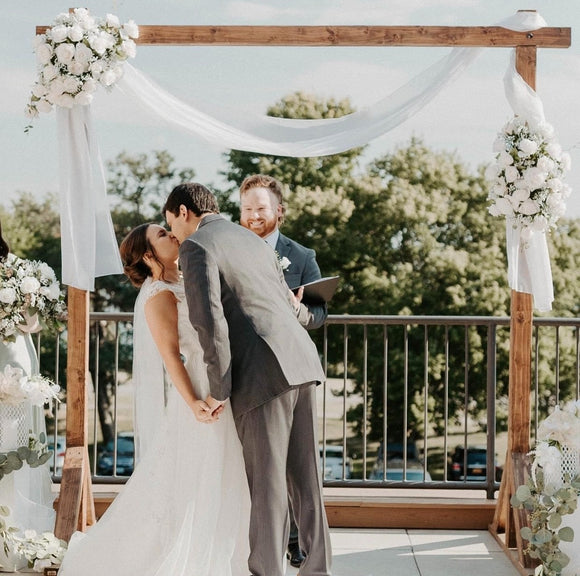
xmin=37 ymin=11 xmax=570 ymax=556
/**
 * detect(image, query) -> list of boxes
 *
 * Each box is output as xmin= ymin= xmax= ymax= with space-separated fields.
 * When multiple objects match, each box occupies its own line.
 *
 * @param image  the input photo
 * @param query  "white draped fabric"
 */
xmin=502 ymin=51 xmax=554 ymax=311
xmin=58 ymin=11 xmax=552 ymax=309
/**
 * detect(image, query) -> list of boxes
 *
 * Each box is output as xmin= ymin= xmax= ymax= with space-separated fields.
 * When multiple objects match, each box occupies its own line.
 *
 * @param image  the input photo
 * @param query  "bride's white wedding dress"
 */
xmin=59 ymin=278 xmax=251 ymax=576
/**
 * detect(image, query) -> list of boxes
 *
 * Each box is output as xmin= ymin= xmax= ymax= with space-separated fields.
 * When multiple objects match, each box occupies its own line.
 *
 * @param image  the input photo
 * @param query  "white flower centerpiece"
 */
xmin=511 ymin=401 xmax=580 ymax=576
xmin=487 ymin=117 xmax=571 ymax=242
xmin=0 ymin=365 xmax=61 ymax=408
xmin=26 ymin=8 xmax=138 ymax=118
xmin=0 ymin=254 xmax=66 ymax=344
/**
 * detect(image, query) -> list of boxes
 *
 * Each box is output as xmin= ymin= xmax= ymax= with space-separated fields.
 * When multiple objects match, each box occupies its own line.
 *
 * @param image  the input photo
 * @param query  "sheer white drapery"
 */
xmin=57 ymin=107 xmax=122 ymax=290
xmin=58 ymin=11 xmax=550 ymax=297
xmin=502 ymin=51 xmax=554 ymax=311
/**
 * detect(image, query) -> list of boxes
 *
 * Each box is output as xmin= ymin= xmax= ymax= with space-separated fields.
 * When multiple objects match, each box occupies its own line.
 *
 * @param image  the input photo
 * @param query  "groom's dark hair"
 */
xmin=163 ymin=182 xmax=220 ymax=217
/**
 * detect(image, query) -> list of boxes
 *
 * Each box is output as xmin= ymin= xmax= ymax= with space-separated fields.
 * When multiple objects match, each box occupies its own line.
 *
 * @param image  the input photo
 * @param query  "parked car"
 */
xmin=370 ymin=441 xmax=432 ymax=481
xmin=448 ymin=446 xmax=503 ymax=482
xmin=319 ymin=445 xmax=351 ymax=479
xmin=97 ymin=432 xmax=135 ymax=476
xmin=47 ymin=435 xmax=66 ymax=475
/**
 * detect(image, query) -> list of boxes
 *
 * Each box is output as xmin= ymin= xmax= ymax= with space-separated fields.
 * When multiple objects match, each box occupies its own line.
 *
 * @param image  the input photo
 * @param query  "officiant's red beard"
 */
xmin=240 ymin=186 xmax=282 ymax=239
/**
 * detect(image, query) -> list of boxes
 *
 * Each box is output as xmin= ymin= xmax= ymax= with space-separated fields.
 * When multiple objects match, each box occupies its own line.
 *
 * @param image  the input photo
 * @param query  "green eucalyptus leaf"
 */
xmin=26 ymin=451 xmax=39 ymax=466
xmin=534 ymin=528 xmax=553 ymax=545
xmin=510 ymin=494 xmax=522 ymax=507
xmin=558 ymin=526 xmax=574 ymax=542
xmin=0 ymin=454 xmax=7 ymax=465
xmin=520 ymin=526 xmax=533 ymax=541
xmin=547 ymin=512 xmax=562 ymax=530
xmin=38 ymin=432 xmax=46 ymax=444
xmin=0 ymin=506 xmax=11 ymax=517
xmin=16 ymin=446 xmax=28 ymax=460
xmin=516 ymin=485 xmax=532 ymax=502
xmin=38 ymin=452 xmax=52 ymax=465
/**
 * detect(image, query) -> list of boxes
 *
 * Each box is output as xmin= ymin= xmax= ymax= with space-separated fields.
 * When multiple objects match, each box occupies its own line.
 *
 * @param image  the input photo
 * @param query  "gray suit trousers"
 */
xmin=235 ymin=383 xmax=332 ymax=576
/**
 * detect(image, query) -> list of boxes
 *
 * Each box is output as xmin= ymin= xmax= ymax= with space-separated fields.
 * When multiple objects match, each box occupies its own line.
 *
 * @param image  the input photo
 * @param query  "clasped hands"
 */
xmin=191 ymin=395 xmax=226 ymax=423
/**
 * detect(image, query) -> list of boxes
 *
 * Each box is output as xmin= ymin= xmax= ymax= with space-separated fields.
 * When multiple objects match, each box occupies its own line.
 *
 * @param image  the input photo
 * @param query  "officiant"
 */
xmin=239 ymin=174 xmax=328 ymax=568
xmin=239 ymin=174 xmax=327 ymax=331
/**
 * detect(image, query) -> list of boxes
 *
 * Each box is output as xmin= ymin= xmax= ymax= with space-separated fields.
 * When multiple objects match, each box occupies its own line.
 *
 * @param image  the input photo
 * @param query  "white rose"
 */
xmin=518 ymin=138 xmax=538 ymax=156
xmin=100 ymin=69 xmax=118 ymax=87
xmin=63 ymin=75 xmax=81 ymax=93
xmin=36 ymin=42 xmax=54 ymax=65
xmin=523 ymin=166 xmax=547 ymax=190
xmin=123 ymin=20 xmax=139 ymax=39
xmin=561 ymin=152 xmax=572 ymax=171
xmin=55 ymin=43 xmax=75 ymax=65
xmin=488 ymin=203 xmax=502 ymax=217
xmin=537 ymin=122 xmax=555 ymax=140
xmin=89 ymin=34 xmax=108 ymax=56
xmin=492 ymin=182 xmax=507 ymax=197
xmin=68 ymin=25 xmax=84 ymax=43
xmin=42 ymin=64 xmax=59 ymax=82
xmin=31 ymin=83 xmax=48 ymax=98
xmin=497 ymin=150 xmax=513 ymax=168
xmin=36 ymin=99 xmax=53 ymax=114
xmin=83 ymin=77 xmax=97 ymax=94
xmin=90 ymin=60 xmax=104 ymax=78
xmin=546 ymin=142 xmax=562 ymax=160
xmin=504 ymin=166 xmax=519 ymax=183
xmin=74 ymin=91 xmax=93 ymax=106
xmin=54 ymin=93 xmax=75 ymax=108
xmin=537 ymin=156 xmax=555 ymax=174
xmin=546 ymin=178 xmax=562 ymax=192
xmin=0 ymin=287 xmax=17 ymax=304
xmin=519 ymin=199 xmax=540 ymax=215
xmin=547 ymin=193 xmax=566 ymax=218
xmin=495 ymin=197 xmax=514 ymax=216
xmin=68 ymin=61 xmax=87 ymax=76
xmin=74 ymin=43 xmax=93 ymax=65
xmin=20 ymin=276 xmax=41 ymax=294
xmin=121 ymin=39 xmax=137 ymax=59
xmin=484 ymin=164 xmax=498 ymax=181
xmin=106 ymin=14 xmax=121 ymax=28
xmin=50 ymin=25 xmax=70 ymax=44
xmin=47 ymin=282 xmax=61 ymax=301
xmin=511 ymin=188 xmax=529 ymax=203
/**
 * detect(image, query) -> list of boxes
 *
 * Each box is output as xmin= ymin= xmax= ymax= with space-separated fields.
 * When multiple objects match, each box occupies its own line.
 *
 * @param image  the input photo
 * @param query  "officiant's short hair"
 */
xmin=239 ymin=174 xmax=286 ymax=225
xmin=163 ymin=183 xmax=219 ymax=217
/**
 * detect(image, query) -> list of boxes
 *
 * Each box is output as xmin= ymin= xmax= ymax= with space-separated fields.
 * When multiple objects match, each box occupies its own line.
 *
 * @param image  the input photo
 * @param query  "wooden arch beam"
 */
xmin=36 ymin=24 xmax=570 ymax=48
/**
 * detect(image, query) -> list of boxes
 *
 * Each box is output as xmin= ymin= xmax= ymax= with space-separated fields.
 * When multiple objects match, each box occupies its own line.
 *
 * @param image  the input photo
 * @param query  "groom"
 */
xmin=163 ymin=183 xmax=332 ymax=576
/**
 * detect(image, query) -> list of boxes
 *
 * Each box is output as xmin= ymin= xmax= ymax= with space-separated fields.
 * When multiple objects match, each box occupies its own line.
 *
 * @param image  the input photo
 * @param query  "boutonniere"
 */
xmin=275 ymin=251 xmax=291 ymax=271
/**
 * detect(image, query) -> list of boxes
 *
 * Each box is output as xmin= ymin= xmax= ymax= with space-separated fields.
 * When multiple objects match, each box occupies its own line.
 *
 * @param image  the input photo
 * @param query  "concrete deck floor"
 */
xmin=285 ymin=528 xmax=520 ymax=576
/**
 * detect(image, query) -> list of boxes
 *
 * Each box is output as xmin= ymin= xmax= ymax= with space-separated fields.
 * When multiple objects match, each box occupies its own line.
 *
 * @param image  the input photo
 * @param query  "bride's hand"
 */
xmin=205 ymin=395 xmax=226 ymax=420
xmin=191 ymin=399 xmax=217 ymax=423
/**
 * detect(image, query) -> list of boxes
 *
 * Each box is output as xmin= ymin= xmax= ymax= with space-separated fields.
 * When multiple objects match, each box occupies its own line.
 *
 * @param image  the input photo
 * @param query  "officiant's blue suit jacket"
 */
xmin=275 ymin=233 xmax=327 ymax=330
xmin=179 ymin=214 xmax=325 ymax=418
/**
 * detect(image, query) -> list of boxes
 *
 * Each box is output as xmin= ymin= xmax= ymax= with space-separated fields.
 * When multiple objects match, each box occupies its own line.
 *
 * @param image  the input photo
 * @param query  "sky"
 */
xmin=2 ymin=0 xmax=580 ymax=217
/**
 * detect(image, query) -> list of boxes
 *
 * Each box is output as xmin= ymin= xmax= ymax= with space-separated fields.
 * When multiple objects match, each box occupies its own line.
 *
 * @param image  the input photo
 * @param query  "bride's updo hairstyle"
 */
xmin=0 ymin=218 xmax=9 ymax=261
xmin=120 ymin=223 xmax=164 ymax=288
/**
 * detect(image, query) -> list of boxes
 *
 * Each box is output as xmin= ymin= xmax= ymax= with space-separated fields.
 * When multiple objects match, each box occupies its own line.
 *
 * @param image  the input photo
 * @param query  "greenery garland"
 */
xmin=511 ymin=467 xmax=580 ymax=576
xmin=0 ymin=432 xmax=52 ymax=481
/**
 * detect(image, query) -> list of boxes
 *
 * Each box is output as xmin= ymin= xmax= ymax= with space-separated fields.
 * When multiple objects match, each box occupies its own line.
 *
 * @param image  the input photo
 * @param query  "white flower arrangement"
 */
xmin=487 ymin=116 xmax=571 ymax=241
xmin=0 ymin=365 xmax=61 ymax=407
xmin=511 ymin=400 xmax=580 ymax=576
xmin=25 ymin=8 xmax=138 ymax=118
xmin=274 ymin=251 xmax=291 ymax=272
xmin=0 ymin=506 xmax=67 ymax=572
xmin=0 ymin=254 xmax=66 ymax=343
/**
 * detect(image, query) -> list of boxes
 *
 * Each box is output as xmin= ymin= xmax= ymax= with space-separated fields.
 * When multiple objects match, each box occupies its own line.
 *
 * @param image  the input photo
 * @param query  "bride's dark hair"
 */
xmin=120 ymin=223 xmax=165 ymax=288
xmin=0 ymin=218 xmax=9 ymax=261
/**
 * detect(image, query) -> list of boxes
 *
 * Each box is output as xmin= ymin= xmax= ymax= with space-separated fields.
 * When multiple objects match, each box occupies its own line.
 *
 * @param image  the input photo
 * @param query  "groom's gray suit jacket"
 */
xmin=179 ymin=214 xmax=325 ymax=417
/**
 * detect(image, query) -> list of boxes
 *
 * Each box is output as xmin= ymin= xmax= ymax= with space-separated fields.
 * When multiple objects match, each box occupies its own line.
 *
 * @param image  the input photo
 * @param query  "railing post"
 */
xmin=486 ymin=324 xmax=497 ymax=500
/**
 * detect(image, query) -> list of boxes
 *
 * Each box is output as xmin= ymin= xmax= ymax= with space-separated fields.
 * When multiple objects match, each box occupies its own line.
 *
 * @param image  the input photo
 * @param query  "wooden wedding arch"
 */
xmin=37 ymin=11 xmax=571 ymax=572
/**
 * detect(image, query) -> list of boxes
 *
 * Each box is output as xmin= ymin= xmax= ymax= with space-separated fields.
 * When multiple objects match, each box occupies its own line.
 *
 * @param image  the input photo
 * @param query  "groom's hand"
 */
xmin=205 ymin=395 xmax=226 ymax=421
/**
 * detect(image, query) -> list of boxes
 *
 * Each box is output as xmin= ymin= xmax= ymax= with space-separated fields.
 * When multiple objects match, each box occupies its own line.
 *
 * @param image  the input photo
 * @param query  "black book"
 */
xmin=290 ymin=276 xmax=340 ymax=303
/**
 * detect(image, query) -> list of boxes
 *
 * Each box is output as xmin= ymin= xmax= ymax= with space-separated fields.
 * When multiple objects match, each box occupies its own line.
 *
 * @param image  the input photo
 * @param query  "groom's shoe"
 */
xmin=287 ymin=542 xmax=306 ymax=568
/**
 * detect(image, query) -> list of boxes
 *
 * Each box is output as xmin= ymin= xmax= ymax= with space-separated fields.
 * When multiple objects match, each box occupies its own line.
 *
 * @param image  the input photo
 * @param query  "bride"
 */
xmin=58 ymin=223 xmax=250 ymax=576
